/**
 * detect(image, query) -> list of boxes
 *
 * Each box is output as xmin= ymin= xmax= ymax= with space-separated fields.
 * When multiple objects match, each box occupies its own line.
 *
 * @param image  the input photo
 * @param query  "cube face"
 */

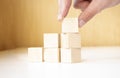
xmin=44 ymin=33 xmax=59 ymax=48
xmin=28 ymin=47 xmax=43 ymax=62
xmin=44 ymin=48 xmax=60 ymax=62
xmin=62 ymin=18 xmax=78 ymax=33
xmin=61 ymin=49 xmax=72 ymax=63
xmin=71 ymin=49 xmax=81 ymax=63
xmin=61 ymin=48 xmax=81 ymax=63
xmin=61 ymin=33 xmax=69 ymax=48
xmin=61 ymin=33 xmax=81 ymax=48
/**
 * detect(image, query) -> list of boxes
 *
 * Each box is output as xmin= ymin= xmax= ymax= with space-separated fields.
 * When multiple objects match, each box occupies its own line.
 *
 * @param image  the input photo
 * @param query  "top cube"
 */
xmin=62 ymin=18 xmax=79 ymax=33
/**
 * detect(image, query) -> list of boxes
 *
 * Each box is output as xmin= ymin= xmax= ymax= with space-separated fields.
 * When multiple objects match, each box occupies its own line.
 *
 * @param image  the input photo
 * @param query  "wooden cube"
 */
xmin=44 ymin=33 xmax=59 ymax=48
xmin=61 ymin=48 xmax=81 ymax=63
xmin=61 ymin=33 xmax=81 ymax=48
xmin=44 ymin=48 xmax=60 ymax=62
xmin=28 ymin=47 xmax=43 ymax=62
xmin=62 ymin=18 xmax=79 ymax=33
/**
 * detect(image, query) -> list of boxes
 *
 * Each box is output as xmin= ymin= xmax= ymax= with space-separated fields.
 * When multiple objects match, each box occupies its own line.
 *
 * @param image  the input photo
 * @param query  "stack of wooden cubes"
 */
xmin=44 ymin=33 xmax=60 ymax=62
xmin=61 ymin=18 xmax=81 ymax=63
xmin=28 ymin=18 xmax=81 ymax=63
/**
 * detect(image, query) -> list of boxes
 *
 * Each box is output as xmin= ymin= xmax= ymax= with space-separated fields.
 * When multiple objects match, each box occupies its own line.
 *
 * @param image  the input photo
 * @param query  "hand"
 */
xmin=58 ymin=0 xmax=120 ymax=27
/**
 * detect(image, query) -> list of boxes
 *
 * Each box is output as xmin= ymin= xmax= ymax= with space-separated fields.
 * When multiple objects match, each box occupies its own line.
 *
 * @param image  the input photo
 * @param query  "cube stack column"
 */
xmin=44 ymin=33 xmax=60 ymax=62
xmin=61 ymin=18 xmax=81 ymax=63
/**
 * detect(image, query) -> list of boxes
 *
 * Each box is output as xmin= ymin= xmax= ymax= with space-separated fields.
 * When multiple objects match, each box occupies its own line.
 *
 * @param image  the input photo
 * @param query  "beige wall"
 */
xmin=0 ymin=0 xmax=16 ymax=50
xmin=0 ymin=0 xmax=120 ymax=50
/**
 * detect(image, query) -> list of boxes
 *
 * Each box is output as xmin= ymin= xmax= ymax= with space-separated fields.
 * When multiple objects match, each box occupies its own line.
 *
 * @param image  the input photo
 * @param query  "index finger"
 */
xmin=58 ymin=0 xmax=72 ymax=21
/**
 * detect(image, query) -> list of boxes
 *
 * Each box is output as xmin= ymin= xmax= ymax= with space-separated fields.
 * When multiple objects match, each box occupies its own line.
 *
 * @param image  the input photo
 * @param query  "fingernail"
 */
xmin=57 ymin=15 xmax=63 ymax=21
xmin=79 ymin=19 xmax=85 ymax=27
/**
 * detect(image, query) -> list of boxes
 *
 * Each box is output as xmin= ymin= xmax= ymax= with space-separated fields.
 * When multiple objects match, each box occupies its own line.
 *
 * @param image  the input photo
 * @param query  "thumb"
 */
xmin=78 ymin=1 xmax=100 ymax=27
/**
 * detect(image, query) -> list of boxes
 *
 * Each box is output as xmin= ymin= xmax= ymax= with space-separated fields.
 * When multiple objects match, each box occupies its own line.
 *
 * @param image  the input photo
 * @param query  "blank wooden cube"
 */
xmin=44 ymin=48 xmax=60 ymax=62
xmin=61 ymin=48 xmax=81 ymax=63
xmin=44 ymin=33 xmax=59 ymax=48
xmin=28 ymin=47 xmax=43 ymax=62
xmin=61 ymin=33 xmax=81 ymax=48
xmin=62 ymin=18 xmax=79 ymax=33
